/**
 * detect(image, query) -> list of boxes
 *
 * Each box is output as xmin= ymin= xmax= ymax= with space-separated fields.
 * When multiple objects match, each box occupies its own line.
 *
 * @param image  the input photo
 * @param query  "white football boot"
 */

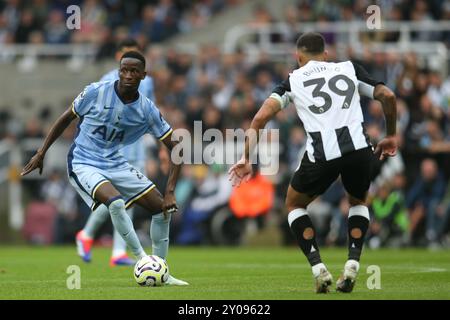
xmin=336 ymin=259 xmax=360 ymax=293
xmin=312 ymin=263 xmax=333 ymax=293
xmin=166 ymin=274 xmax=189 ymax=286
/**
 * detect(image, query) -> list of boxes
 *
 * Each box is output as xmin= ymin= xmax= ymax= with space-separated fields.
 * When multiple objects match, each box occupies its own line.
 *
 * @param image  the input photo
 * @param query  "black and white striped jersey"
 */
xmin=270 ymin=60 xmax=384 ymax=163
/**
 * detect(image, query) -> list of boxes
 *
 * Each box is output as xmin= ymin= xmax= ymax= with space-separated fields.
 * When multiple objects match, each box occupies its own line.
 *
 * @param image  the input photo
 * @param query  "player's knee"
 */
xmin=285 ymin=198 xmax=308 ymax=214
xmin=285 ymin=188 xmax=314 ymax=213
xmin=348 ymin=194 xmax=367 ymax=207
xmin=285 ymin=196 xmax=297 ymax=212
xmin=108 ymin=197 xmax=126 ymax=216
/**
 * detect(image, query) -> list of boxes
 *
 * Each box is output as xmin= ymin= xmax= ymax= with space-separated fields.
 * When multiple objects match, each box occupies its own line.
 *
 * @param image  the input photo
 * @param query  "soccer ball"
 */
xmin=134 ymin=255 xmax=169 ymax=287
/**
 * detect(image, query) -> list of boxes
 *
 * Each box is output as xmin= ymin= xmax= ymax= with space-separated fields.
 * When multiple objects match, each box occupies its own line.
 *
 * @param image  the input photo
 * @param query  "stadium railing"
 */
xmin=224 ymin=20 xmax=450 ymax=52
xmin=1 ymin=21 xmax=449 ymax=63
xmin=0 ymin=43 xmax=97 ymax=72
xmin=222 ymin=20 xmax=450 ymax=75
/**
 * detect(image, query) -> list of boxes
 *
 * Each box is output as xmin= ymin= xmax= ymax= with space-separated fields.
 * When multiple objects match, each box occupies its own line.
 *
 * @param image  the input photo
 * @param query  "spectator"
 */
xmin=14 ymin=9 xmax=37 ymax=43
xmin=40 ymin=170 xmax=82 ymax=244
xmin=176 ymin=164 xmax=232 ymax=245
xmin=130 ymin=5 xmax=164 ymax=43
xmin=0 ymin=13 xmax=12 ymax=44
xmin=44 ymin=9 xmax=69 ymax=44
xmin=368 ymin=181 xmax=409 ymax=248
xmin=406 ymin=158 xmax=447 ymax=246
xmin=229 ymin=166 xmax=275 ymax=244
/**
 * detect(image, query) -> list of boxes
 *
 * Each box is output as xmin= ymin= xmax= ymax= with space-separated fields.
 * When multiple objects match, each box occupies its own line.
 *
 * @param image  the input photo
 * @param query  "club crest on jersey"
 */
xmin=91 ymin=125 xmax=125 ymax=142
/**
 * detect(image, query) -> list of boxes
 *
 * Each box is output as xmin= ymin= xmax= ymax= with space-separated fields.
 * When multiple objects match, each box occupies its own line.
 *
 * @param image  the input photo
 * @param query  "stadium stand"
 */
xmin=1 ymin=0 xmax=450 ymax=249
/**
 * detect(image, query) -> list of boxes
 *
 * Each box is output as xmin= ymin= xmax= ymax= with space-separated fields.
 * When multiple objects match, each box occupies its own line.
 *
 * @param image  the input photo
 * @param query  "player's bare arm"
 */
xmin=373 ymin=84 xmax=397 ymax=160
xmin=160 ymin=132 xmax=182 ymax=216
xmin=228 ymin=97 xmax=281 ymax=187
xmin=21 ymin=107 xmax=77 ymax=176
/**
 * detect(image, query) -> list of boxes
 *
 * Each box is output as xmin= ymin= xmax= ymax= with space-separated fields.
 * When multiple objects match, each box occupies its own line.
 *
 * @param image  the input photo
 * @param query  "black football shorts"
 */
xmin=290 ymin=147 xmax=375 ymax=201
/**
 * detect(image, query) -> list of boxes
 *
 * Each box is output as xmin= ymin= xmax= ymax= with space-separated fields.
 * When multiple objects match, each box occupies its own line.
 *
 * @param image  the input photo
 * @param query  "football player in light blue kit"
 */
xmin=22 ymin=51 xmax=188 ymax=285
xmin=75 ymin=39 xmax=160 ymax=267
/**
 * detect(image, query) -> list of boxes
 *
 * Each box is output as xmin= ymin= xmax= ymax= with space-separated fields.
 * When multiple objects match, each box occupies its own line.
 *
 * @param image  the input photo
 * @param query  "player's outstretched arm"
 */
xmin=21 ymin=107 xmax=77 ymax=176
xmin=160 ymin=133 xmax=181 ymax=216
xmin=373 ymin=84 xmax=397 ymax=160
xmin=228 ymin=97 xmax=281 ymax=187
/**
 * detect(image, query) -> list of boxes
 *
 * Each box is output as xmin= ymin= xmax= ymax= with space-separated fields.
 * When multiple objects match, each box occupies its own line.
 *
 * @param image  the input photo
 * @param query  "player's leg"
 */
xmin=110 ymin=206 xmax=136 ymax=266
xmin=68 ymin=170 xmax=106 ymax=263
xmin=335 ymin=194 xmax=369 ymax=293
xmin=94 ymin=182 xmax=146 ymax=259
xmin=75 ymin=204 xmax=109 ymax=262
xmin=337 ymin=147 xmax=373 ymax=293
xmin=83 ymin=205 xmax=109 ymax=239
xmin=76 ymin=203 xmax=136 ymax=266
xmin=129 ymin=186 xmax=170 ymax=259
xmin=108 ymin=163 xmax=187 ymax=284
xmin=110 ymin=163 xmax=147 ymax=266
xmin=286 ymin=186 xmax=332 ymax=293
xmin=287 ymin=155 xmax=339 ymax=293
xmin=134 ymin=188 xmax=188 ymax=286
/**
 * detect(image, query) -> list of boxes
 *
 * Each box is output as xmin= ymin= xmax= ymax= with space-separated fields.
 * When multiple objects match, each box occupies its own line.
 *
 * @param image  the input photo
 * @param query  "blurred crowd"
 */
xmin=1 ymin=0 xmax=450 ymax=48
xmin=0 ymin=0 xmax=242 ymax=47
xmin=1 ymin=0 xmax=450 ymax=249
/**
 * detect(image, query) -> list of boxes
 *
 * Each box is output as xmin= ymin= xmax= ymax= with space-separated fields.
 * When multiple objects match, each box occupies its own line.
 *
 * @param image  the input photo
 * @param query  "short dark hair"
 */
xmin=117 ymin=38 xmax=139 ymax=51
xmin=296 ymin=32 xmax=325 ymax=54
xmin=120 ymin=50 xmax=146 ymax=68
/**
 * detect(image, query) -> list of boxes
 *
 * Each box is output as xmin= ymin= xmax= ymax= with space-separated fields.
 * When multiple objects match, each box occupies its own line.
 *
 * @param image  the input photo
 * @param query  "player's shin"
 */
xmin=288 ymin=208 xmax=322 ymax=266
xmin=84 ymin=204 xmax=110 ymax=238
xmin=347 ymin=205 xmax=370 ymax=261
xmin=150 ymin=212 xmax=171 ymax=259
xmin=112 ymin=208 xmax=133 ymax=258
xmin=336 ymin=205 xmax=369 ymax=293
xmin=108 ymin=197 xmax=146 ymax=259
xmin=288 ymin=208 xmax=332 ymax=292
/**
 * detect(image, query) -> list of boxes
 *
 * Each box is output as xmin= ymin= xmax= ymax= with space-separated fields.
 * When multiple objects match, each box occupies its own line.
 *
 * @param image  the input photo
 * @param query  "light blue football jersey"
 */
xmin=100 ymin=69 xmax=155 ymax=168
xmin=68 ymin=80 xmax=172 ymax=172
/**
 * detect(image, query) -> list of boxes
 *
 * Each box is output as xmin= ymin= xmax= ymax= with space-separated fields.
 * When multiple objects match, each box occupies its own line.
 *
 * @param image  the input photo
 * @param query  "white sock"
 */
xmin=348 ymin=205 xmax=370 ymax=220
xmin=312 ymin=263 xmax=327 ymax=278
xmin=151 ymin=212 xmax=171 ymax=259
xmin=83 ymin=204 xmax=109 ymax=239
xmin=345 ymin=259 xmax=360 ymax=272
xmin=287 ymin=208 xmax=308 ymax=227
xmin=108 ymin=198 xmax=146 ymax=259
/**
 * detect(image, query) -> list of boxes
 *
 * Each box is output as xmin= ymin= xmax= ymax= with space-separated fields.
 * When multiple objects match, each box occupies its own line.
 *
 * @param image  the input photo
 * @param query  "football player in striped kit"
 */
xmin=229 ymin=32 xmax=397 ymax=293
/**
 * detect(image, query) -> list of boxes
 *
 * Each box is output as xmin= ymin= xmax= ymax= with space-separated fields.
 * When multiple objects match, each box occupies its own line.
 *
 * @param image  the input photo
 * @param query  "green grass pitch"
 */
xmin=0 ymin=246 xmax=449 ymax=300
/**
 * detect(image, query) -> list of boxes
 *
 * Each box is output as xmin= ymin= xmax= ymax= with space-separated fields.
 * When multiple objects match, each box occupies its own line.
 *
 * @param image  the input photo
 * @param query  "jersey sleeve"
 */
xmin=145 ymin=99 xmax=173 ymax=141
xmin=71 ymin=83 xmax=98 ymax=117
xmin=351 ymin=62 xmax=385 ymax=98
xmin=269 ymin=76 xmax=292 ymax=109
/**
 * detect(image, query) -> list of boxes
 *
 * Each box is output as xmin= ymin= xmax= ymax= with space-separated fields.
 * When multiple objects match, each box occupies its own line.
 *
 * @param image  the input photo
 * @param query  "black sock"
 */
xmin=348 ymin=215 xmax=369 ymax=261
xmin=289 ymin=214 xmax=322 ymax=266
